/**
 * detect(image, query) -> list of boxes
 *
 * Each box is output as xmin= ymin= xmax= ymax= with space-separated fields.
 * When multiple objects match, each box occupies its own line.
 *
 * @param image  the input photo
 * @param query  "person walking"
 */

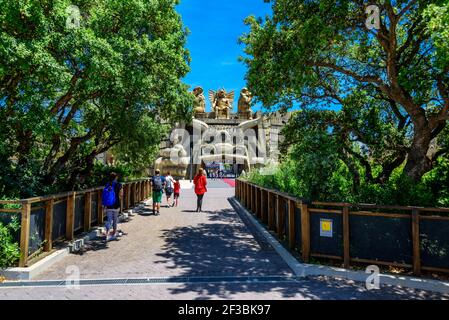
xmin=173 ymin=178 xmax=181 ymax=207
xmin=193 ymin=168 xmax=207 ymax=212
xmin=164 ymin=171 xmax=174 ymax=207
xmin=151 ymin=169 xmax=165 ymax=215
xmin=102 ymin=172 xmax=123 ymax=241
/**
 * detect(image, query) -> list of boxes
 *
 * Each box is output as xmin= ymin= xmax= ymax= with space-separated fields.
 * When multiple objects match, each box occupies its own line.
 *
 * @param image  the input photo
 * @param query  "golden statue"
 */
xmin=238 ymin=87 xmax=253 ymax=119
xmin=192 ymin=86 xmax=206 ymax=115
xmin=209 ymin=89 xmax=234 ymax=119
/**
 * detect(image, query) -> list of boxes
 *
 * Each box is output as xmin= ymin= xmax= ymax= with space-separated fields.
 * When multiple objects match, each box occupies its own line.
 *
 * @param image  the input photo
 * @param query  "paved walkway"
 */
xmin=0 ymin=181 xmax=448 ymax=300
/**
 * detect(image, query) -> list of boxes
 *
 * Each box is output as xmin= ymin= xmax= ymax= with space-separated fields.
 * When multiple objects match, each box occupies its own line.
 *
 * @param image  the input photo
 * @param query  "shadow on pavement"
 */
xmin=153 ymin=200 xmax=448 ymax=300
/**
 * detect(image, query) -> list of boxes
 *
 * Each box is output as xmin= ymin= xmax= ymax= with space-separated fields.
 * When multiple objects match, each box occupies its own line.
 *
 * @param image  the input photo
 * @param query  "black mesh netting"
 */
xmin=74 ymin=195 xmax=85 ymax=232
xmin=420 ymin=218 xmax=449 ymax=270
xmin=29 ymin=205 xmax=45 ymax=255
xmin=349 ymin=215 xmax=412 ymax=264
xmin=310 ymin=212 xmax=343 ymax=257
xmin=52 ymin=200 xmax=67 ymax=240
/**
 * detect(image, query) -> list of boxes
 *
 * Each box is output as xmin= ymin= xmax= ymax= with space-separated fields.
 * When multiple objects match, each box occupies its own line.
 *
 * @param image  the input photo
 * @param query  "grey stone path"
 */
xmin=0 ymin=183 xmax=448 ymax=300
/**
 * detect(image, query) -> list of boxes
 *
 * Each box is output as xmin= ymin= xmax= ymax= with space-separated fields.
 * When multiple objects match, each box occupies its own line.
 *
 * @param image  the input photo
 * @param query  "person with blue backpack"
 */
xmin=102 ymin=172 xmax=123 ymax=241
xmin=151 ymin=169 xmax=165 ymax=215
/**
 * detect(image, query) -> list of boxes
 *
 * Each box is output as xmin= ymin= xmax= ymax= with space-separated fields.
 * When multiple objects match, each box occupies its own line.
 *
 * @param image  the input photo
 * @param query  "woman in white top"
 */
xmin=164 ymin=172 xmax=175 ymax=207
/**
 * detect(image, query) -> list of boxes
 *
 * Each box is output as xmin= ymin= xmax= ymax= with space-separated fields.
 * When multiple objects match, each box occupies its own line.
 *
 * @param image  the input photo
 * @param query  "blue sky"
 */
xmin=176 ymin=0 xmax=272 ymax=112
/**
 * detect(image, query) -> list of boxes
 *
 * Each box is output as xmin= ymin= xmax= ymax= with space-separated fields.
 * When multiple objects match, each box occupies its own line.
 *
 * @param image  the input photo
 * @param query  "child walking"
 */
xmin=173 ymin=178 xmax=181 ymax=207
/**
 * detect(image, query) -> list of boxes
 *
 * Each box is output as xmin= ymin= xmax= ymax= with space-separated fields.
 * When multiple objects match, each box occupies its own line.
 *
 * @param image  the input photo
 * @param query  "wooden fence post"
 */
xmin=238 ymin=180 xmax=241 ymax=200
xmin=247 ymin=183 xmax=251 ymax=209
xmin=251 ymin=185 xmax=255 ymax=213
xmin=140 ymin=181 xmax=144 ymax=201
xmin=262 ymin=190 xmax=268 ymax=224
xmin=137 ymin=181 xmax=141 ymax=202
xmin=255 ymin=187 xmax=260 ymax=218
xmin=44 ymin=198 xmax=54 ymax=252
xmin=277 ymin=195 xmax=285 ymax=239
xmin=84 ymin=192 xmax=92 ymax=232
xmin=136 ymin=182 xmax=139 ymax=203
xmin=238 ymin=181 xmax=241 ymax=200
xmin=245 ymin=182 xmax=248 ymax=206
xmin=235 ymin=180 xmax=238 ymax=199
xmin=242 ymin=182 xmax=245 ymax=206
xmin=412 ymin=208 xmax=421 ymax=276
xmin=122 ymin=185 xmax=126 ymax=210
xmin=66 ymin=192 xmax=76 ymax=241
xmin=146 ymin=180 xmax=149 ymax=198
xmin=268 ymin=192 xmax=275 ymax=230
xmin=300 ymin=202 xmax=310 ymax=263
xmin=19 ymin=201 xmax=31 ymax=267
xmin=343 ymin=205 xmax=350 ymax=268
xmin=127 ymin=184 xmax=131 ymax=209
xmin=288 ymin=199 xmax=296 ymax=249
xmin=138 ymin=181 xmax=141 ymax=202
xmin=97 ymin=190 xmax=103 ymax=225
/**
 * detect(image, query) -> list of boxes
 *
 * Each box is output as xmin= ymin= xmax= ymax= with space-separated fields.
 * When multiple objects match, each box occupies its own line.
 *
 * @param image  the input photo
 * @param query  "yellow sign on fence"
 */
xmin=320 ymin=218 xmax=333 ymax=237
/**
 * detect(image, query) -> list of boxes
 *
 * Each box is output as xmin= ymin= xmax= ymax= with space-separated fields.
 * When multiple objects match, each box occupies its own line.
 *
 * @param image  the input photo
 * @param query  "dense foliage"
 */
xmin=0 ymin=0 xmax=193 ymax=199
xmin=0 ymin=219 xmax=20 ymax=269
xmin=247 ymin=111 xmax=449 ymax=206
xmin=241 ymin=0 xmax=449 ymax=206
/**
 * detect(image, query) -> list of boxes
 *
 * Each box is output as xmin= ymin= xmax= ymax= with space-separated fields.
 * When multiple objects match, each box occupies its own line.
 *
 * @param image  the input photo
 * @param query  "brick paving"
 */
xmin=0 ymin=181 xmax=448 ymax=300
xmin=0 ymin=277 xmax=447 ymax=300
xmin=30 ymin=185 xmax=291 ymax=280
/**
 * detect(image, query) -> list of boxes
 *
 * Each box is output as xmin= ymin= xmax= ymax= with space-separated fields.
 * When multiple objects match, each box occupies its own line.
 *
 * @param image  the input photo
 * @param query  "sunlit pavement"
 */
xmin=0 ymin=184 xmax=447 ymax=300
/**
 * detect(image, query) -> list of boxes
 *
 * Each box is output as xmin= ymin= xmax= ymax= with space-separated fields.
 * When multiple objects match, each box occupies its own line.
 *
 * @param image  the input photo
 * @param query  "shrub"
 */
xmin=247 ymin=156 xmax=449 ymax=207
xmin=0 ymin=218 xmax=20 ymax=269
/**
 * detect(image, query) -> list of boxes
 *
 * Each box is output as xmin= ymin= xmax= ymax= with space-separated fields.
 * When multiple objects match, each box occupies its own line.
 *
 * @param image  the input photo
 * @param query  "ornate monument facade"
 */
xmin=238 ymin=87 xmax=253 ymax=120
xmin=154 ymin=86 xmax=290 ymax=178
xmin=209 ymin=89 xmax=234 ymax=119
xmin=193 ymin=86 xmax=206 ymax=115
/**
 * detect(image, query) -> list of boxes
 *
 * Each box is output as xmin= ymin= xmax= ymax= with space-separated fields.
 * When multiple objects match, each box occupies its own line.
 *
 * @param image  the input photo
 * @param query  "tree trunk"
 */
xmin=404 ymin=125 xmax=432 ymax=181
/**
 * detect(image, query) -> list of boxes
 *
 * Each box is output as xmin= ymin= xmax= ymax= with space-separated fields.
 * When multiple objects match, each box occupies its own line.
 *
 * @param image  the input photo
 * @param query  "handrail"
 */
xmin=1 ymin=178 xmax=153 ymax=268
xmin=0 ymin=178 xmax=151 ymax=205
xmin=235 ymin=179 xmax=449 ymax=276
xmin=236 ymin=178 xmax=449 ymax=213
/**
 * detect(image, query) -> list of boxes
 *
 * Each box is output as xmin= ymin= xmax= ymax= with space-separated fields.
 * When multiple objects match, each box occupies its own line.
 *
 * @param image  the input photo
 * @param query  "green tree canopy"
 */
xmin=0 ymin=0 xmax=193 ymax=197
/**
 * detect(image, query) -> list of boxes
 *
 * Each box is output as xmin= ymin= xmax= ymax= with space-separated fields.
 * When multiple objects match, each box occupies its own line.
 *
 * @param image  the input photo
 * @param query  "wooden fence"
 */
xmin=235 ymin=179 xmax=449 ymax=276
xmin=0 ymin=179 xmax=152 ymax=268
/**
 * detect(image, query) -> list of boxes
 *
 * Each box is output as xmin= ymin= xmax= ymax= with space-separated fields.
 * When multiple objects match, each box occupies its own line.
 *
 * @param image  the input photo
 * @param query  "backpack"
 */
xmin=165 ymin=176 xmax=173 ymax=189
xmin=152 ymin=176 xmax=163 ymax=191
xmin=102 ymin=182 xmax=117 ymax=207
